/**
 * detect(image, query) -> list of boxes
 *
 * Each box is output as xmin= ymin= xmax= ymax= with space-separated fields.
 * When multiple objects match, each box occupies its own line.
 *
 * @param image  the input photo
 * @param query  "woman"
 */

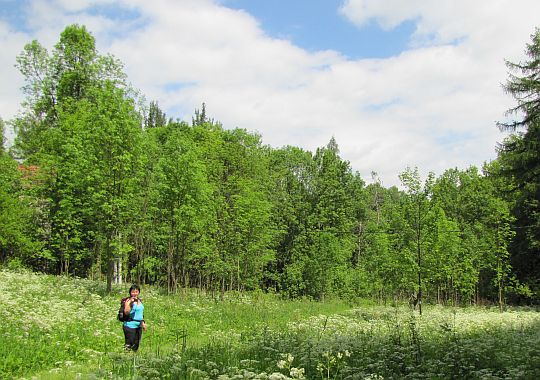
xmin=123 ymin=284 xmax=147 ymax=352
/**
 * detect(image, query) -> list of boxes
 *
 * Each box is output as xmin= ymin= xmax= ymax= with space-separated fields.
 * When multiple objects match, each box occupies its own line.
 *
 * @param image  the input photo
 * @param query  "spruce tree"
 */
xmin=497 ymin=28 xmax=540 ymax=298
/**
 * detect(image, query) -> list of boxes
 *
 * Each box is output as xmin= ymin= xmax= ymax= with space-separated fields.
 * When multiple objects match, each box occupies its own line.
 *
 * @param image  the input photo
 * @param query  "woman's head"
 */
xmin=129 ymin=284 xmax=141 ymax=298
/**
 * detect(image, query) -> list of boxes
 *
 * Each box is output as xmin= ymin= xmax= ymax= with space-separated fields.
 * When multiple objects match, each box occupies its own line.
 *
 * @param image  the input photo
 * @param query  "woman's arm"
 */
xmin=123 ymin=298 xmax=133 ymax=314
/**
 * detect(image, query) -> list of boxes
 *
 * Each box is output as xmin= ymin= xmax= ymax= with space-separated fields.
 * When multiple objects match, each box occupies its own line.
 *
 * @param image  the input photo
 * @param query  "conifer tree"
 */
xmin=497 ymin=28 xmax=540 ymax=297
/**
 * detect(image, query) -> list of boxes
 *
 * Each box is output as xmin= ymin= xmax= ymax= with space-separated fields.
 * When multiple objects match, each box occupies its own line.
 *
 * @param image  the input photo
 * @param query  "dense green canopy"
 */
xmin=2 ymin=24 xmax=539 ymax=304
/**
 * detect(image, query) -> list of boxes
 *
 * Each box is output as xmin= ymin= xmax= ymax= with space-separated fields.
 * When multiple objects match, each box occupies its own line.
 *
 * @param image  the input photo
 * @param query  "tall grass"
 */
xmin=1 ymin=269 xmax=540 ymax=379
xmin=0 ymin=270 xmax=350 ymax=379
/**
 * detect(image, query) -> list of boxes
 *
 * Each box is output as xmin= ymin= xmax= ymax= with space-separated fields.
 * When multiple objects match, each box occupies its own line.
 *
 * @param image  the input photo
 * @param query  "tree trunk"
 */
xmin=106 ymin=234 xmax=113 ymax=293
xmin=220 ymin=275 xmax=225 ymax=301
xmin=167 ymin=238 xmax=174 ymax=294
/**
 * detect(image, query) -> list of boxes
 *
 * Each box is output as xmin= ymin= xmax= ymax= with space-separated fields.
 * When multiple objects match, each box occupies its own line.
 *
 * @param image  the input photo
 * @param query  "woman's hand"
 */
xmin=142 ymin=321 xmax=147 ymax=331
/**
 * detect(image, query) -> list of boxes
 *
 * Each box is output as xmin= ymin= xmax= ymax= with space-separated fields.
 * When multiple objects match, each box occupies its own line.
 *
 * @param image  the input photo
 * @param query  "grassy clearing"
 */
xmin=1 ymin=270 xmax=540 ymax=379
xmin=0 ymin=270 xmax=351 ymax=379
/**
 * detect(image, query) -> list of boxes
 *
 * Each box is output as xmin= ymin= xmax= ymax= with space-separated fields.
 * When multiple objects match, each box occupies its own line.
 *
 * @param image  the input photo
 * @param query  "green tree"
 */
xmin=0 ymin=152 xmax=39 ymax=265
xmin=431 ymin=166 xmax=518 ymax=305
xmin=399 ymin=167 xmax=434 ymax=313
xmin=422 ymin=206 xmax=461 ymax=304
xmin=212 ymin=128 xmax=275 ymax=294
xmin=304 ymin=138 xmax=356 ymax=299
xmin=266 ymin=146 xmax=315 ymax=296
xmin=145 ymin=100 xmax=167 ymax=129
xmin=497 ymin=28 xmax=540 ymax=299
xmin=127 ymin=126 xmax=164 ymax=285
xmin=0 ymin=118 xmax=5 ymax=152
xmin=13 ymin=24 xmax=126 ymax=158
xmin=430 ymin=168 xmax=476 ymax=304
xmin=12 ymin=25 xmax=132 ymax=279
xmin=154 ymin=123 xmax=214 ymax=293
xmin=75 ymin=83 xmax=143 ymax=292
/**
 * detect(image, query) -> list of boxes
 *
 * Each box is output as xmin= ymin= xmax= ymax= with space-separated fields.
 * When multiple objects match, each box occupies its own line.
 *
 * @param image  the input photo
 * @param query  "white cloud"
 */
xmin=1 ymin=0 xmax=537 ymax=186
xmin=0 ymin=21 xmax=29 ymax=143
xmin=336 ymin=0 xmax=537 ymax=184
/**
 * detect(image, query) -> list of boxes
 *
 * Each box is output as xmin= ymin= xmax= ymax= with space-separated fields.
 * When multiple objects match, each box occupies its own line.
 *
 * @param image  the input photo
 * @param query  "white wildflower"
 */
xmin=289 ymin=367 xmax=305 ymax=379
xmin=269 ymin=373 xmax=290 ymax=380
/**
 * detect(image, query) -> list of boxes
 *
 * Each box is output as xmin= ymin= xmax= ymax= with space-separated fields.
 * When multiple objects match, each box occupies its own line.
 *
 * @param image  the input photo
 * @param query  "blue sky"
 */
xmin=1 ymin=0 xmax=538 ymax=186
xmin=222 ymin=0 xmax=416 ymax=59
xmin=1 ymin=0 xmax=417 ymax=58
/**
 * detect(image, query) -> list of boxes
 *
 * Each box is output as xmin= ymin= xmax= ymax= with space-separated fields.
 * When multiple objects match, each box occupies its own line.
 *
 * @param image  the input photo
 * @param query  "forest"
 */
xmin=1 ymin=24 xmax=539 ymax=307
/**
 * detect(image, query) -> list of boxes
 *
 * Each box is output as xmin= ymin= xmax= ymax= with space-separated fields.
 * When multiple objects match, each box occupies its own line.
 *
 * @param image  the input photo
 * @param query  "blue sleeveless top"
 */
xmin=124 ymin=301 xmax=144 ymax=329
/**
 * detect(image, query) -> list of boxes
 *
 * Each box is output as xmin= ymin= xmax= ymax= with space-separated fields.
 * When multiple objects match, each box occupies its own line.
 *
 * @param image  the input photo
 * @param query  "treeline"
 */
xmin=1 ymin=25 xmax=539 ymax=305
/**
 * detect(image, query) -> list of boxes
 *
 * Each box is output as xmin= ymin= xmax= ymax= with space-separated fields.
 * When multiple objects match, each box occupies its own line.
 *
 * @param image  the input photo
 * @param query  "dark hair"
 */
xmin=129 ymin=284 xmax=141 ymax=294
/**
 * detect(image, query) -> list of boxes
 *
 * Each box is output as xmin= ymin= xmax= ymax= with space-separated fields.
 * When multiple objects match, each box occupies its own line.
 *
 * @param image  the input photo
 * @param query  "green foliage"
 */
xmin=0 ymin=270 xmax=351 ymax=379
xmin=496 ymin=28 xmax=540 ymax=299
xmin=145 ymin=100 xmax=167 ymax=129
xmin=3 ymin=271 xmax=540 ymax=379
xmin=3 ymin=23 xmax=537 ymax=306
xmin=0 ymin=153 xmax=40 ymax=264
xmin=0 ymin=118 xmax=4 ymax=152
xmin=9 ymin=25 xmax=145 ymax=289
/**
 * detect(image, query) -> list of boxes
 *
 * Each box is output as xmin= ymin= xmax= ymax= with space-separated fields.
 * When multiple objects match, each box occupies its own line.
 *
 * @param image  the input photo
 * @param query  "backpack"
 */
xmin=117 ymin=297 xmax=131 ymax=322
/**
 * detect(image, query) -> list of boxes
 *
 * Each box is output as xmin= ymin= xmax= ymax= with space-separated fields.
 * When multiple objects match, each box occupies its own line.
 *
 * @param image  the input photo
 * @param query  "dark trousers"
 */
xmin=123 ymin=325 xmax=142 ymax=352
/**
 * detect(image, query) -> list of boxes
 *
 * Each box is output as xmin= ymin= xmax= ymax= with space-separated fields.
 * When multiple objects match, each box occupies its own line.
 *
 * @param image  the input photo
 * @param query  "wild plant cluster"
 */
xmin=118 ymin=308 xmax=540 ymax=379
xmin=1 ymin=270 xmax=539 ymax=379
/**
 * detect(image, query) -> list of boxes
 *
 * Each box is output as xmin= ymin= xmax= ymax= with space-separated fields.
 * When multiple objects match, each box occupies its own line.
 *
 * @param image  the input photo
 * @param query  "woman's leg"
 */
xmin=123 ymin=325 xmax=138 ymax=351
xmin=131 ymin=327 xmax=143 ymax=352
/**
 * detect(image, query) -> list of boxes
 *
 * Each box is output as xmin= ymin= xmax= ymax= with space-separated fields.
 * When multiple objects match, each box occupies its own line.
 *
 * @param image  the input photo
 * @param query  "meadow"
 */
xmin=1 ymin=269 xmax=540 ymax=380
